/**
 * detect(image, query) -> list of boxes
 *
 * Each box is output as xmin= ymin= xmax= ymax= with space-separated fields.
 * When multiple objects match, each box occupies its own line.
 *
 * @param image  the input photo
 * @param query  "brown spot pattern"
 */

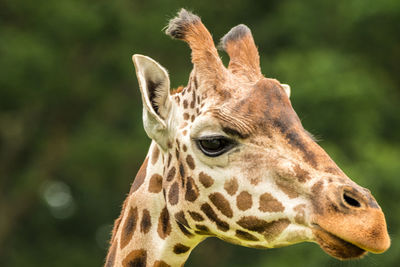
xmin=236 ymin=191 xmax=252 ymax=211
xmin=166 ymin=167 xmax=176 ymax=182
xmin=183 ymin=100 xmax=188 ymax=109
xmin=122 ymin=249 xmax=147 ymax=267
xmin=176 ymin=221 xmax=194 ymax=238
xmin=275 ymin=179 xmax=299 ymax=199
xmin=293 ymin=164 xmax=310 ymax=183
xmin=140 ymin=209 xmax=152 ymax=234
xmin=120 ymin=206 xmax=138 ymax=249
xmin=186 ymin=155 xmax=195 ymax=169
xmin=195 ymin=224 xmax=211 ymax=235
xmin=151 ymin=145 xmax=160 ymax=165
xmin=311 ymin=181 xmax=324 ymax=214
xmin=175 ymin=211 xmax=189 ymax=227
xmin=324 ymin=166 xmax=342 ymax=175
xmin=185 ymin=176 xmax=199 ymax=202
xmin=153 ymin=260 xmax=171 ymax=267
xmin=224 ymin=177 xmax=238 ymax=195
xmin=199 ymin=172 xmax=214 ymax=188
xmin=179 ymin=164 xmax=185 ymax=181
xmin=130 ymin=158 xmax=148 ymax=194
xmin=280 ymin=129 xmax=318 ymax=168
xmin=294 ymin=204 xmax=306 ymax=225
xmin=237 ymin=216 xmax=290 ymax=240
xmin=183 ymin=113 xmax=190 ymax=120
xmin=148 ymin=174 xmax=163 ymax=193
xmin=188 ymin=211 xmax=204 ymax=221
xmin=157 ymin=207 xmax=171 ymax=239
xmin=263 ymin=219 xmax=290 ymax=241
xmin=167 ymin=153 xmax=172 ymax=167
xmin=259 ymin=192 xmax=284 ymax=212
xmin=173 ymin=243 xmax=190 ymax=254
xmin=189 ymin=91 xmax=195 ymax=104
xmin=200 ymin=203 xmax=229 ymax=232
xmin=209 ymin=192 xmax=233 ymax=218
xmin=237 ymin=216 xmax=272 ymax=233
xmin=168 ymin=182 xmax=179 ymax=205
xmin=183 ymin=144 xmax=187 ymax=152
xmin=235 ymin=230 xmax=259 ymax=241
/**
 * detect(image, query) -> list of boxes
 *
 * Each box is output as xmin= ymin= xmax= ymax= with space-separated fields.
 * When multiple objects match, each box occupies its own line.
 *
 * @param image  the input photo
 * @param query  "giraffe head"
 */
xmin=132 ymin=9 xmax=390 ymax=260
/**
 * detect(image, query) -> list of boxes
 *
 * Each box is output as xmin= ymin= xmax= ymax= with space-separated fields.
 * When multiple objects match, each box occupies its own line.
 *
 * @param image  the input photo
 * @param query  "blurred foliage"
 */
xmin=0 ymin=0 xmax=399 ymax=266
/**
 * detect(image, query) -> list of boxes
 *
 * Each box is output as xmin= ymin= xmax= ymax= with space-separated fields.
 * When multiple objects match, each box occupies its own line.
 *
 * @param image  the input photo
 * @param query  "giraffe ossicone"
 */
xmin=106 ymin=9 xmax=390 ymax=267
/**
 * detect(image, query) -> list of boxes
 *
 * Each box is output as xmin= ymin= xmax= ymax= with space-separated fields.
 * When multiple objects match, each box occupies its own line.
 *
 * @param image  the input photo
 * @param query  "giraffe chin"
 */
xmin=313 ymin=228 xmax=367 ymax=260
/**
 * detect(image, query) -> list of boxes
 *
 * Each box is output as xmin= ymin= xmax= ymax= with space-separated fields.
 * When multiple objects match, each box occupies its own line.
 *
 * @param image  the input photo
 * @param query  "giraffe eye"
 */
xmin=196 ymin=136 xmax=235 ymax=157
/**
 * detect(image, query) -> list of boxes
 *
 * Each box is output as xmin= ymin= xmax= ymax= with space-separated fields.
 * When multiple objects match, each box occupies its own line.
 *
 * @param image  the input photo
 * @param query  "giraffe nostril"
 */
xmin=343 ymin=192 xmax=361 ymax=208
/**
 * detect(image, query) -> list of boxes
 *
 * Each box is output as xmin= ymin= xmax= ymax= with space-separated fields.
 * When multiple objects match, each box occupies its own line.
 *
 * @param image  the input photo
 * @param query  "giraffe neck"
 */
xmin=106 ymin=142 xmax=204 ymax=267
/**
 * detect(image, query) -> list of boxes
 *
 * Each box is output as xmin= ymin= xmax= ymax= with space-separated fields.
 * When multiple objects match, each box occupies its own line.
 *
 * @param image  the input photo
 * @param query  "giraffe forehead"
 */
xmin=229 ymin=78 xmax=299 ymax=131
xmin=191 ymin=78 xmax=343 ymax=173
xmin=201 ymin=78 xmax=301 ymax=136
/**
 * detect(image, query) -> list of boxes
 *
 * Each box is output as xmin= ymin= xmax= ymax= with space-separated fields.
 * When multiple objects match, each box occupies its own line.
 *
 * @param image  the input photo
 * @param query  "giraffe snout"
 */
xmin=312 ymin=182 xmax=390 ymax=259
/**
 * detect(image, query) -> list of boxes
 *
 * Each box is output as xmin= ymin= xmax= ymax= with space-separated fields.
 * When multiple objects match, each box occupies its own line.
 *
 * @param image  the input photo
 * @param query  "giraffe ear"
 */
xmin=281 ymin=84 xmax=291 ymax=98
xmin=132 ymin=54 xmax=171 ymax=149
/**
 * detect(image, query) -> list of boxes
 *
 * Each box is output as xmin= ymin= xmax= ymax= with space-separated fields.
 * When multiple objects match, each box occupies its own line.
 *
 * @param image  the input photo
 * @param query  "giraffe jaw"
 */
xmin=312 ymin=225 xmax=367 ymax=260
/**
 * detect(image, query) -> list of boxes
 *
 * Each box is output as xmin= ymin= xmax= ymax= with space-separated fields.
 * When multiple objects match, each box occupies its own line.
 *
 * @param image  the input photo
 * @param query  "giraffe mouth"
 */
xmin=312 ymin=225 xmax=367 ymax=260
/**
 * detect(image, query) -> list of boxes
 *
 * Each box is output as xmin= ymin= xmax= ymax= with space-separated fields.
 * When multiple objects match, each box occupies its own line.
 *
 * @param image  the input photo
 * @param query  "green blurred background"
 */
xmin=1 ymin=0 xmax=399 ymax=266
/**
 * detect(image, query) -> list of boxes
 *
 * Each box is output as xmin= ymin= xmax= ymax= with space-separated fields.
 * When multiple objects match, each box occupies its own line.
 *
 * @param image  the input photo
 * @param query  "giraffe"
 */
xmin=105 ymin=9 xmax=390 ymax=267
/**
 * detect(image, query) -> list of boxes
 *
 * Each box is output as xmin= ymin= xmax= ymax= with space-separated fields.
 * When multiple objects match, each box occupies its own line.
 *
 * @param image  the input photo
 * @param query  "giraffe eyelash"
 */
xmin=195 ymin=135 xmax=237 ymax=157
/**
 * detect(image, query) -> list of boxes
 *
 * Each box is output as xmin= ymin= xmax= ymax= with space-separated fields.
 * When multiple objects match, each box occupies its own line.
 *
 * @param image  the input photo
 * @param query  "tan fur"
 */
xmin=221 ymin=24 xmax=262 ymax=81
xmin=166 ymin=9 xmax=226 ymax=88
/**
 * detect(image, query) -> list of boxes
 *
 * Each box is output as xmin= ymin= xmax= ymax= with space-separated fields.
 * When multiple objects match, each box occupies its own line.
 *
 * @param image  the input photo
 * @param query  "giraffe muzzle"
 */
xmin=311 ymin=183 xmax=390 ymax=259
